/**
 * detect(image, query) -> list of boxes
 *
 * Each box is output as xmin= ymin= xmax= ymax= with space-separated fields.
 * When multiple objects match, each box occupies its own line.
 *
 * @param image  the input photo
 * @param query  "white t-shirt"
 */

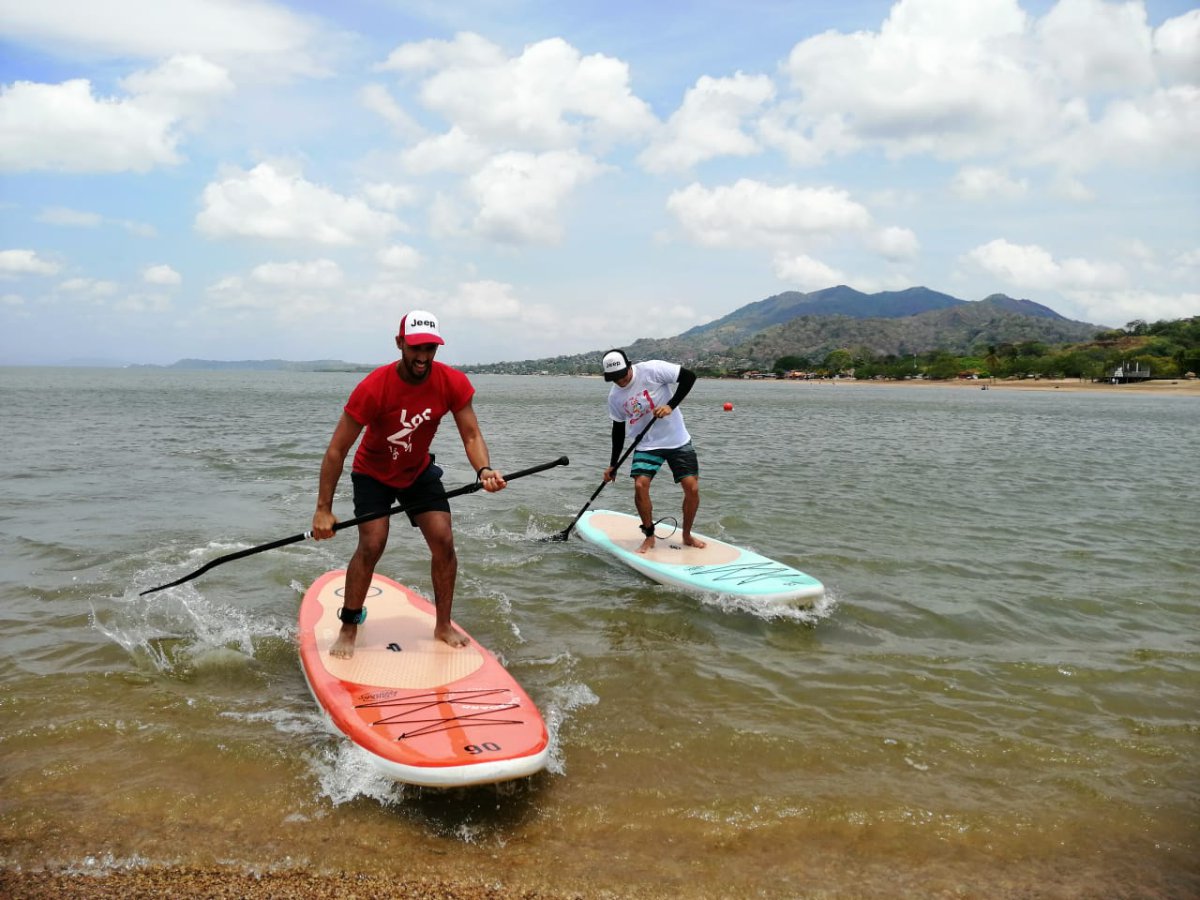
xmin=607 ymin=360 xmax=691 ymax=451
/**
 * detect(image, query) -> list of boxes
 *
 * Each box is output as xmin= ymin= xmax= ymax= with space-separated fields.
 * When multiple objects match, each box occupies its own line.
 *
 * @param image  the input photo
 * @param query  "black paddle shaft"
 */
xmin=140 ymin=456 xmax=569 ymax=595
xmin=548 ymin=415 xmax=658 ymax=542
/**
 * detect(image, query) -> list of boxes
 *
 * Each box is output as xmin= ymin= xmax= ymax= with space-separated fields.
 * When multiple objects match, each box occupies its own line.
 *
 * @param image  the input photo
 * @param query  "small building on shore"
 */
xmin=1104 ymin=361 xmax=1152 ymax=384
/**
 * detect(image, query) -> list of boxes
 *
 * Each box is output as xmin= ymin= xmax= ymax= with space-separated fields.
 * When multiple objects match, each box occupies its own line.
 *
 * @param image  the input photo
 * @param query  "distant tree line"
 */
xmin=741 ymin=316 xmax=1200 ymax=381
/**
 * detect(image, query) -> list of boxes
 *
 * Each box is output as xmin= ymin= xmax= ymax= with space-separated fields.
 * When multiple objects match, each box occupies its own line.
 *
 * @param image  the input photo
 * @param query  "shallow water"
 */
xmin=1 ymin=368 xmax=1197 ymax=897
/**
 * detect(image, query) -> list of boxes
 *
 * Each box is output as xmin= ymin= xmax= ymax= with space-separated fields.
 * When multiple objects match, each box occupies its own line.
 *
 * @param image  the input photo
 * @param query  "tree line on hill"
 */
xmin=469 ymin=314 xmax=1200 ymax=382
xmin=748 ymin=316 xmax=1200 ymax=381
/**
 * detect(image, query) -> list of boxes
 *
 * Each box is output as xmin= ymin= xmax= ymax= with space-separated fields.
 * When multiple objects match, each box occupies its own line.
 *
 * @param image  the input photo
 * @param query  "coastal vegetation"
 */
xmin=756 ymin=316 xmax=1200 ymax=381
xmin=467 ymin=284 xmax=1199 ymax=382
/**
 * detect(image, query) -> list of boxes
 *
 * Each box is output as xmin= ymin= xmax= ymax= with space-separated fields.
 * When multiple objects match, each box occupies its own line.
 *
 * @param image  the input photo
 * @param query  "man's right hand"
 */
xmin=311 ymin=509 xmax=337 ymax=540
xmin=602 ymin=466 xmax=616 ymax=483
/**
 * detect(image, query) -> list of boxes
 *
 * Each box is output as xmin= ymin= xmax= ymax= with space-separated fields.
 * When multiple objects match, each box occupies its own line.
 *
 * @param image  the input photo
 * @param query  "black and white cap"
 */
xmin=602 ymin=349 xmax=630 ymax=382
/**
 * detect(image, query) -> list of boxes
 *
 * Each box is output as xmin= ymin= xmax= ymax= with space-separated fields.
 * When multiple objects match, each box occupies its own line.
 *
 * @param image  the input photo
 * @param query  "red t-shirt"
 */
xmin=344 ymin=361 xmax=475 ymax=489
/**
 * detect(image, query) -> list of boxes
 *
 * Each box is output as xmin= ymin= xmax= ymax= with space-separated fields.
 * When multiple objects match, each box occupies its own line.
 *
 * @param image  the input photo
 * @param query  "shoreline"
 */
xmin=754 ymin=376 xmax=1200 ymax=396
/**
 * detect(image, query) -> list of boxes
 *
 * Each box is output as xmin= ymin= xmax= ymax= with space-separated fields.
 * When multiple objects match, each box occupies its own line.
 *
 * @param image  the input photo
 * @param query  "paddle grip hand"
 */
xmin=311 ymin=508 xmax=337 ymax=541
xmin=478 ymin=468 xmax=507 ymax=492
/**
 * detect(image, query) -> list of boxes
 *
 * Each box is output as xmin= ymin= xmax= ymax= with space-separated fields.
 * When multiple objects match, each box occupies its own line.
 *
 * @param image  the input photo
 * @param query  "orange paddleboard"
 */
xmin=298 ymin=570 xmax=549 ymax=787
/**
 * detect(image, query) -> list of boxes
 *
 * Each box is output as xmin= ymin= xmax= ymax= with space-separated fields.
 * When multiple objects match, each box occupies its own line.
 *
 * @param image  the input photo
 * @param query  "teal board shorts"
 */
xmin=630 ymin=442 xmax=699 ymax=483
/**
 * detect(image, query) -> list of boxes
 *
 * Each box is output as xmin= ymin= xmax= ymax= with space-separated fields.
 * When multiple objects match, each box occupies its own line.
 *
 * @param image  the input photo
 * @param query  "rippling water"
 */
xmin=1 ymin=367 xmax=1197 ymax=898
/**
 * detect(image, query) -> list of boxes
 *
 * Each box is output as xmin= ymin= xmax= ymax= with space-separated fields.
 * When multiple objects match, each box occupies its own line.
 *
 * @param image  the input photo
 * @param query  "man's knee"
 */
xmin=354 ymin=537 xmax=387 ymax=566
xmin=418 ymin=515 xmax=455 ymax=559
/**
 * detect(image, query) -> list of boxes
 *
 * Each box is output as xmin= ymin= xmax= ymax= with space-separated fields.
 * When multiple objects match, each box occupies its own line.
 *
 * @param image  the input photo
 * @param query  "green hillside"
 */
xmin=467 ymin=286 xmax=1139 ymax=377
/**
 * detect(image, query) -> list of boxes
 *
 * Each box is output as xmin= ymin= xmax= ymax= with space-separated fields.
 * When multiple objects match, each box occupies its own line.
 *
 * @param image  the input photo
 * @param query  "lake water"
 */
xmin=1 ymin=368 xmax=1196 ymax=898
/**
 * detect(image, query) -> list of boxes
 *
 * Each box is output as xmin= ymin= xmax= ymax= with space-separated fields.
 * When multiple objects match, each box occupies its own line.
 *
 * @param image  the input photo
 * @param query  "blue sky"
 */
xmin=2 ymin=0 xmax=1197 ymax=366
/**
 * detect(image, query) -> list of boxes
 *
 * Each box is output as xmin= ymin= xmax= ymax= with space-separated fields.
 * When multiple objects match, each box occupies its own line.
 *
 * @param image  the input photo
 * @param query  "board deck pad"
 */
xmin=298 ymin=570 xmax=549 ymax=787
xmin=576 ymin=510 xmax=824 ymax=605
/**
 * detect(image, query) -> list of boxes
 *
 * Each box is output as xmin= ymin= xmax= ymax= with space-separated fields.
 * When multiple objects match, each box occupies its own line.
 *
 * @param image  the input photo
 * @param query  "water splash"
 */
xmin=94 ymin=553 xmax=295 ymax=677
xmin=311 ymin=741 xmax=408 ymax=807
xmin=697 ymin=585 xmax=839 ymax=625
xmin=542 ymin=680 xmax=601 ymax=777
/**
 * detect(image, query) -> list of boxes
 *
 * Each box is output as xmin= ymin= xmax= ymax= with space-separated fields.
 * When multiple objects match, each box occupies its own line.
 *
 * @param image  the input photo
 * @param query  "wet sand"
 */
xmin=0 ymin=867 xmax=584 ymax=900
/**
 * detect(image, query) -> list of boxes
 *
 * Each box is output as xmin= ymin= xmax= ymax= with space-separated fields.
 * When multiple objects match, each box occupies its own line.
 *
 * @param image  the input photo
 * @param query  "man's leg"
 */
xmin=415 ymin=510 xmax=467 ymax=647
xmin=679 ymin=475 xmax=706 ymax=549
xmin=330 ymin=517 xmax=389 ymax=659
xmin=633 ymin=474 xmax=656 ymax=553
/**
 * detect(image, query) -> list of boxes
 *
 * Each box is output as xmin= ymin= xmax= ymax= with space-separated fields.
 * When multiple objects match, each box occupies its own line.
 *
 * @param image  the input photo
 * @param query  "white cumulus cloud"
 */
xmin=964 ymin=238 xmax=1127 ymax=291
xmin=119 ymin=54 xmax=235 ymax=119
xmin=666 ymin=179 xmax=872 ymax=248
xmin=639 ymin=72 xmax=775 ymax=173
xmin=772 ymin=253 xmax=846 ymax=290
xmin=0 ymin=53 xmax=234 ymax=174
xmin=467 ymin=150 xmax=608 ymax=244
xmin=0 ymin=0 xmax=331 ymax=80
xmin=766 ymin=0 xmax=1198 ymax=175
xmin=0 ymin=249 xmax=61 ymax=276
xmin=196 ymin=163 xmax=401 ymax=245
xmin=1154 ymin=9 xmax=1200 ymax=84
xmin=143 ymin=264 xmax=182 ymax=285
xmin=872 ymin=226 xmax=921 ymax=261
xmin=0 ymin=79 xmax=180 ymax=173
xmin=380 ymin=33 xmax=656 ymax=152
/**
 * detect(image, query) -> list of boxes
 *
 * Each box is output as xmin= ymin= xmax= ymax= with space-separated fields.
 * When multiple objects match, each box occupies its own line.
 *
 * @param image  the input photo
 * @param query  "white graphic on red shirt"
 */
xmin=386 ymin=407 xmax=433 ymax=458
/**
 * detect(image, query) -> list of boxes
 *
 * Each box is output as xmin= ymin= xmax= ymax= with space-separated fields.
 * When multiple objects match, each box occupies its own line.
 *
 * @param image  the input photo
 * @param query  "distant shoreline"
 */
xmin=4 ymin=364 xmax=1196 ymax=397
xmin=758 ymin=376 xmax=1200 ymax=396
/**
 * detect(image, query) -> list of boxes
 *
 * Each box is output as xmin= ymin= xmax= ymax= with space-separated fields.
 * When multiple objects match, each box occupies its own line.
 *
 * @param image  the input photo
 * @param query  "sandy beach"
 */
xmin=786 ymin=376 xmax=1200 ymax=396
xmin=0 ymin=867 xmax=586 ymax=900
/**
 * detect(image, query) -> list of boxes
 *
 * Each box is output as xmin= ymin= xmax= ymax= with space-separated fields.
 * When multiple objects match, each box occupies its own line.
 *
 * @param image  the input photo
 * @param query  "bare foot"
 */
xmin=683 ymin=534 xmax=707 ymax=549
xmin=637 ymin=535 xmax=656 ymax=554
xmin=329 ymin=625 xmax=357 ymax=659
xmin=434 ymin=623 xmax=469 ymax=648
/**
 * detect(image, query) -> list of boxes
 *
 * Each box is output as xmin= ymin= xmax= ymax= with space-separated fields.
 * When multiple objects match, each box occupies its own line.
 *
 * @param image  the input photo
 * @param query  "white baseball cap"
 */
xmin=398 ymin=310 xmax=444 ymax=345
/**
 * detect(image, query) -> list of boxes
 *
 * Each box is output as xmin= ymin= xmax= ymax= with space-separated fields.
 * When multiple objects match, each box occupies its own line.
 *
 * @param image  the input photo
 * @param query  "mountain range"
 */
xmin=469 ymin=285 xmax=1107 ymax=374
xmin=110 ymin=285 xmax=1106 ymax=374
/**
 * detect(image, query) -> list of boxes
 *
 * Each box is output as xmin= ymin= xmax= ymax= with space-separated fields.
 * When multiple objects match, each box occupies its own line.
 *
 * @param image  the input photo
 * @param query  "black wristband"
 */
xmin=476 ymin=465 xmax=493 ymax=479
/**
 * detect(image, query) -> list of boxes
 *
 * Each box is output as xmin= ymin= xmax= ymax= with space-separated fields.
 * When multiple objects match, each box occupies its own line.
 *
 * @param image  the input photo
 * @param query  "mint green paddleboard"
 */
xmin=576 ymin=510 xmax=824 ymax=606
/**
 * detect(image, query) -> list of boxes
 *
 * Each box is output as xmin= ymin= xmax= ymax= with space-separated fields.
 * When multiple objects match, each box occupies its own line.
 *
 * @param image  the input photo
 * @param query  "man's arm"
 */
xmin=312 ymin=411 xmax=364 ymax=539
xmin=656 ymin=366 xmax=696 ymax=417
xmin=609 ymin=419 xmax=626 ymax=468
xmin=453 ymin=399 xmax=506 ymax=491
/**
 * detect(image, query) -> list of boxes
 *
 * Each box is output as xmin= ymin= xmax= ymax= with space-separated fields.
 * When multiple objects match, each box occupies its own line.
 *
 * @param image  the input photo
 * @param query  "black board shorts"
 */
xmin=351 ymin=462 xmax=449 ymax=526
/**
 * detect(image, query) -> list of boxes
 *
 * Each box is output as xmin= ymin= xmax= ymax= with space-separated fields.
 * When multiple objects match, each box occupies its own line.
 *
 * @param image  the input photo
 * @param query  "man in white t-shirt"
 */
xmin=601 ymin=349 xmax=706 ymax=554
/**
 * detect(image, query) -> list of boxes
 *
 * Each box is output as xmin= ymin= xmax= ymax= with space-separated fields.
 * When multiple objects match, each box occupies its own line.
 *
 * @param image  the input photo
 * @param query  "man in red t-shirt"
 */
xmin=311 ymin=310 xmax=507 ymax=656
